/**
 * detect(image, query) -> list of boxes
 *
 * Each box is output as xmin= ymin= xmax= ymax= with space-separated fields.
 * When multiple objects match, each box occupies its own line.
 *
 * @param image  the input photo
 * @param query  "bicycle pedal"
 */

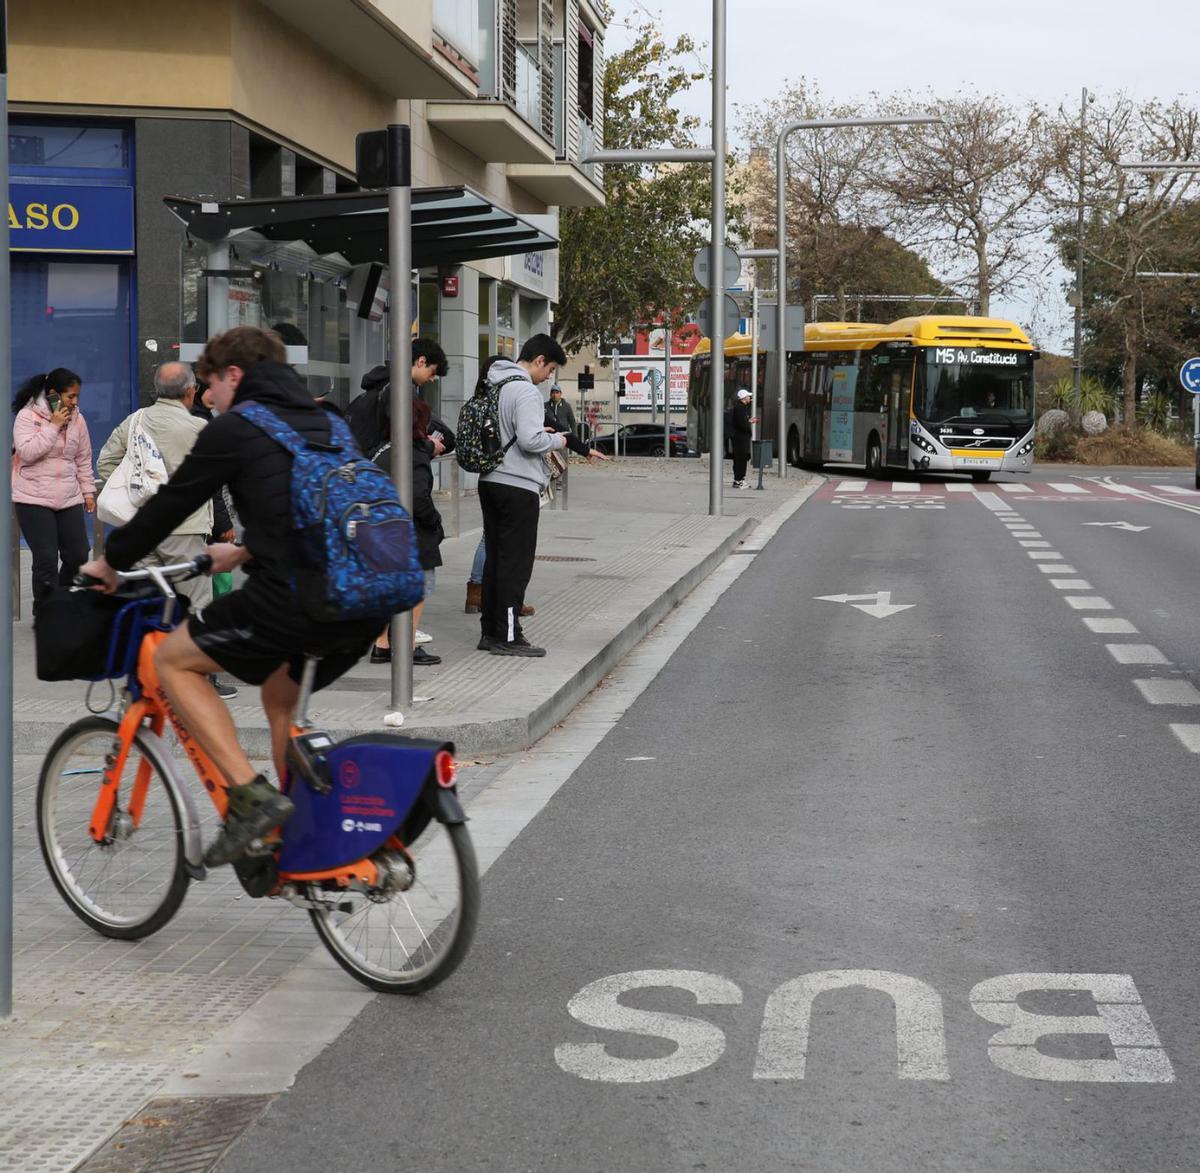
xmin=245 ymin=835 xmax=281 ymax=858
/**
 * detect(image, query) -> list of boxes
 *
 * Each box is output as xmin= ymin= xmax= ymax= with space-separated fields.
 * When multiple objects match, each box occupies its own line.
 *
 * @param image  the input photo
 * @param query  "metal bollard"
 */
xmin=9 ymin=508 xmax=19 ymax=622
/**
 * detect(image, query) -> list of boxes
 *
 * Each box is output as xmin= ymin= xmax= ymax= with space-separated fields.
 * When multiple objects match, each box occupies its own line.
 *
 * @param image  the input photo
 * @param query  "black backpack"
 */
xmin=345 ymin=382 xmax=389 ymax=458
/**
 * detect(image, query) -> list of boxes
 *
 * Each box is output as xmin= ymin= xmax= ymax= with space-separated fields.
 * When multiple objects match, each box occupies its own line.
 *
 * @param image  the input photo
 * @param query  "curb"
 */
xmin=14 ymin=488 xmax=813 ymax=759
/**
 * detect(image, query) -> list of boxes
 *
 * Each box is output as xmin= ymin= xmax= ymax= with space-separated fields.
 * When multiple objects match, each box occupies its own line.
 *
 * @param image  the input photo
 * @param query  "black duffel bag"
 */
xmin=34 ymin=587 xmax=136 ymax=682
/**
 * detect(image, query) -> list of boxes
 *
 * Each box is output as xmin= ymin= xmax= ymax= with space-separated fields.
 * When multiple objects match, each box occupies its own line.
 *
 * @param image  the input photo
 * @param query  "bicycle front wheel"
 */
xmin=38 ymin=716 xmax=190 ymax=940
xmin=309 ymin=819 xmax=479 ymax=994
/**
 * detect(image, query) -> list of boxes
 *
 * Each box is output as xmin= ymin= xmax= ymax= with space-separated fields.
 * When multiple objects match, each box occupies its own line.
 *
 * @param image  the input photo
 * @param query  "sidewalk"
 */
xmin=1 ymin=457 xmax=818 ymax=1171
xmin=10 ymin=457 xmax=814 ymax=756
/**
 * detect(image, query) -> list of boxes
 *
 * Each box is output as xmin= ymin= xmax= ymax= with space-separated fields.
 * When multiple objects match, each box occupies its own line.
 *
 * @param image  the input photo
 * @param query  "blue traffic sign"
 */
xmin=1181 ymin=357 xmax=1200 ymax=394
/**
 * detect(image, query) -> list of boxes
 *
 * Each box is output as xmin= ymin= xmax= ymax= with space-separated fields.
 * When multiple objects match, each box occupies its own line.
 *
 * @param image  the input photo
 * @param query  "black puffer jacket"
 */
xmin=107 ymin=362 xmax=335 ymax=590
xmin=373 ymin=440 xmax=443 ymax=571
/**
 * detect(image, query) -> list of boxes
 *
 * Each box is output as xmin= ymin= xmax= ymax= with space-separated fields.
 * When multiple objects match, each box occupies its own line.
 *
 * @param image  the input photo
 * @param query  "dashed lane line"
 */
xmin=1000 ymin=484 xmax=1034 ymax=493
xmin=1029 ymin=551 xmax=1062 ymax=559
xmin=1153 ymin=485 xmax=1200 ymax=496
xmin=1048 ymin=482 xmax=1089 ymax=493
xmin=1107 ymin=645 xmax=1170 ymax=665
xmin=1038 ymin=564 xmax=1076 ymax=574
xmin=1084 ymin=617 xmax=1139 ymax=633
xmin=1065 ymin=596 xmax=1114 ymax=610
xmin=946 ymin=483 xmax=976 ymax=492
xmin=836 ymin=480 xmax=867 ymax=492
xmin=1050 ymin=579 xmax=1092 ymax=590
xmin=1018 ymin=539 xmax=1049 ymax=547
xmin=1134 ymin=679 xmax=1200 ymax=705
xmin=1168 ymin=725 xmax=1200 ymax=753
xmin=891 ymin=482 xmax=921 ymax=492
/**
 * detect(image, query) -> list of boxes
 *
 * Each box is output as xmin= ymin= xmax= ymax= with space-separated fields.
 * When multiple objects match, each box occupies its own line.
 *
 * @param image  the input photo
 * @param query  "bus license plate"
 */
xmin=957 ymin=456 xmax=999 ymax=467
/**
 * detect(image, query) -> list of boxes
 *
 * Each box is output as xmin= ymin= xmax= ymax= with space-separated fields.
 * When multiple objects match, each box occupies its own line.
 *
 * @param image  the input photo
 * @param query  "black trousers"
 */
xmin=478 ymin=480 xmax=540 ymax=643
xmin=15 ymin=502 xmax=90 ymax=605
xmin=732 ymin=440 xmax=751 ymax=483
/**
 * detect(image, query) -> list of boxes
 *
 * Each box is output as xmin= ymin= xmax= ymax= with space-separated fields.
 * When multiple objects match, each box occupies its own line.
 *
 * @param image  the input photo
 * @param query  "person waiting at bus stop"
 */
xmin=728 ymin=388 xmax=755 ymax=489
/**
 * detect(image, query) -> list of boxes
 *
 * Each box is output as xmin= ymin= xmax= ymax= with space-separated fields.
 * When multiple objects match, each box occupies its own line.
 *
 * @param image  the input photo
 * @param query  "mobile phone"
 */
xmin=48 ymin=392 xmax=61 ymax=412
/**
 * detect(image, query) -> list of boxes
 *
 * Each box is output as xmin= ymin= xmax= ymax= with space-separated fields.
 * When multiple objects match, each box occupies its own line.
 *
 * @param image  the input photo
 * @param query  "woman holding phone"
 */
xmin=11 ymin=368 xmax=96 ymax=605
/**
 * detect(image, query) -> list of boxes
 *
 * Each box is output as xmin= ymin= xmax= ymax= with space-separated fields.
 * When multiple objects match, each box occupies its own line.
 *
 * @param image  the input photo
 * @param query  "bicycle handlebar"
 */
xmin=73 ymin=555 xmax=213 ymax=592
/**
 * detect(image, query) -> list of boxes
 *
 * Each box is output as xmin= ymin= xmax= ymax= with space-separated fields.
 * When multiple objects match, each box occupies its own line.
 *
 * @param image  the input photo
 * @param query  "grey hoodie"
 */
xmin=479 ymin=359 xmax=566 ymax=494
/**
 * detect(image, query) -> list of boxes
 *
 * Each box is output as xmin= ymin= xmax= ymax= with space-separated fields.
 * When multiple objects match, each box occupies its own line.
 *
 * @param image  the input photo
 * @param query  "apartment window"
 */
xmin=434 ymin=0 xmax=480 ymax=64
xmin=577 ymin=24 xmax=595 ymax=119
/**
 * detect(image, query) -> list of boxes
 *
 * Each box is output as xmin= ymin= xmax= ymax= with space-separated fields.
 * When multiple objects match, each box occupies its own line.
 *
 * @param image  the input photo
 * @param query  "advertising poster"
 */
xmin=619 ymin=359 xmax=691 ymax=412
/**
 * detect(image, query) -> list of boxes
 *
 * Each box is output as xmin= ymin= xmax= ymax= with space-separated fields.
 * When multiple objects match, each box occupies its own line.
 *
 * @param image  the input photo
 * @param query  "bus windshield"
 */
xmin=916 ymin=349 xmax=1035 ymax=428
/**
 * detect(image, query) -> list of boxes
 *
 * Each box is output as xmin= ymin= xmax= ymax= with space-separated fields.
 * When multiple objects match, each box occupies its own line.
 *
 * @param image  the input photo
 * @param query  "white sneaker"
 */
xmin=414 ymin=629 xmax=433 ymax=645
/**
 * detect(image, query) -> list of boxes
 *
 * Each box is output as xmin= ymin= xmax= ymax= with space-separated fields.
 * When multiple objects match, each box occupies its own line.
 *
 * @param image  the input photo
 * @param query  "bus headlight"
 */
xmin=1014 ymin=438 xmax=1035 ymax=457
xmin=911 ymin=434 xmax=939 ymax=454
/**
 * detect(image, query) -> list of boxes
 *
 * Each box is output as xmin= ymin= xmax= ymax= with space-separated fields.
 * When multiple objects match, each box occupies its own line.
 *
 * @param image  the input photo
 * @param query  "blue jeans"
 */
xmin=469 ymin=533 xmax=486 ymax=584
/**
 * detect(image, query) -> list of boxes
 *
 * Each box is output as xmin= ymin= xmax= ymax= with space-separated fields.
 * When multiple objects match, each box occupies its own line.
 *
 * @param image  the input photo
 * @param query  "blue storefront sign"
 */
xmin=8 ymin=181 xmax=134 ymax=254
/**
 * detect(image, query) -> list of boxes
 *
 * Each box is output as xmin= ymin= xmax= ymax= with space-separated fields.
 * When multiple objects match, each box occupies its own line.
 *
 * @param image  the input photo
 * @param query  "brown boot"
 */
xmin=521 ymin=603 xmax=535 ymax=617
xmin=464 ymin=581 xmax=482 ymax=614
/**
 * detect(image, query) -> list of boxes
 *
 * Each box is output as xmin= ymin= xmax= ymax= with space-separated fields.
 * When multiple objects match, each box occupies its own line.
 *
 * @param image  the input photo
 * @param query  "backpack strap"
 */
xmin=232 ymin=401 xmax=347 ymax=457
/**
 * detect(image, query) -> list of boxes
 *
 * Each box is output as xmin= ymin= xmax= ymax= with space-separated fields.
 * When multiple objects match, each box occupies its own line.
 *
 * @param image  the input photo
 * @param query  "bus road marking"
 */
xmin=1048 ymin=482 xmax=1089 ymax=493
xmin=946 ymin=483 xmax=976 ymax=492
xmin=835 ymin=480 xmax=868 ymax=491
xmin=558 ymin=970 xmax=1174 ymax=1085
xmin=890 ymin=482 xmax=921 ymax=492
xmin=1000 ymin=484 xmax=1034 ymax=493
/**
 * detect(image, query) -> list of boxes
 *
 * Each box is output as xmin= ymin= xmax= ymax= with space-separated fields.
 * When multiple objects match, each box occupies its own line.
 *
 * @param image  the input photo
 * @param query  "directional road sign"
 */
xmin=692 ymin=245 xmax=742 ymax=289
xmin=1180 ymin=357 xmax=1200 ymax=394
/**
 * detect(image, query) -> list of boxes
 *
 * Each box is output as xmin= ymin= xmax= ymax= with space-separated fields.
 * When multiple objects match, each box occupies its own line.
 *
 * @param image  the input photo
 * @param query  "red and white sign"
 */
xmin=619 ymin=359 xmax=690 ymax=412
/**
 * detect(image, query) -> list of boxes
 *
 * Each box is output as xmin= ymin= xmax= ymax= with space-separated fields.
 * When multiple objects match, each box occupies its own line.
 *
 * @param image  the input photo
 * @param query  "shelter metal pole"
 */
xmin=750 ymin=286 xmax=759 ymax=443
xmin=387 ymin=125 xmax=414 ymax=714
xmin=664 ymin=312 xmax=672 ymax=459
xmin=709 ymin=0 xmax=726 ymax=515
xmin=1 ymin=0 xmax=13 ymax=1020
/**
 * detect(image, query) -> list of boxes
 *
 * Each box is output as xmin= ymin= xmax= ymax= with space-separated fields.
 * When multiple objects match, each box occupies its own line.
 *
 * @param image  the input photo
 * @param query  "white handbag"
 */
xmin=96 ymin=411 xmax=169 ymax=526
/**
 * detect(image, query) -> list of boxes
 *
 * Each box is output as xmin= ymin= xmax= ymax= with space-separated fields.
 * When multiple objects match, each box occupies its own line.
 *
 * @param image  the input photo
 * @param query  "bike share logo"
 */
xmin=342 ymin=817 xmax=383 ymax=834
xmin=340 ymin=761 xmax=361 ymax=789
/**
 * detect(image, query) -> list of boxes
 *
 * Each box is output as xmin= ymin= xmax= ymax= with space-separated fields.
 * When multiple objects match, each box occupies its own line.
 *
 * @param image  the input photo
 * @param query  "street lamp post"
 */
xmin=1072 ymin=87 xmax=1092 ymax=420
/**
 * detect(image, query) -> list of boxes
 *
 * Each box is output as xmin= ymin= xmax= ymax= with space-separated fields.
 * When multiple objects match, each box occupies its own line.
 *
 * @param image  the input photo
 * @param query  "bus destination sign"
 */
xmin=934 ymin=348 xmax=1023 ymax=366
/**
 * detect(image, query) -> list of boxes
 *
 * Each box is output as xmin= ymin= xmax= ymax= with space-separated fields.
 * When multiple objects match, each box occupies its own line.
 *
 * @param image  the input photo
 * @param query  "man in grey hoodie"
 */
xmin=477 ymin=334 xmax=571 ymax=657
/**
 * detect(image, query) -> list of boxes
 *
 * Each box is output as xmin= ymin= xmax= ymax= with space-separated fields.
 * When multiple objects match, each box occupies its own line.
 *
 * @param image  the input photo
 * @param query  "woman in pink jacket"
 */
xmin=12 ymin=368 xmax=96 ymax=604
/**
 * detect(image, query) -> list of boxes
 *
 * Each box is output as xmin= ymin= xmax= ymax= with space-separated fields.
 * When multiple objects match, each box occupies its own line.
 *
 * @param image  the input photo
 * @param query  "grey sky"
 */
xmin=607 ymin=0 xmax=1200 ymax=350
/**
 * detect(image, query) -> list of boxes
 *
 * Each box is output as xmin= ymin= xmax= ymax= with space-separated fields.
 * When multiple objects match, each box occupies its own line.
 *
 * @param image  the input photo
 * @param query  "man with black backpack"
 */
xmin=78 ymin=326 xmax=416 ymax=868
xmin=347 ymin=338 xmax=448 ymax=458
xmin=472 ymin=334 xmax=605 ymax=657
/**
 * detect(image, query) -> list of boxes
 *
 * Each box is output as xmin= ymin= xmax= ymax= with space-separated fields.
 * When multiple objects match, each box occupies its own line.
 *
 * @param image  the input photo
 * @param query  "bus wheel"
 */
xmin=970 ymin=470 xmax=992 ymax=483
xmin=787 ymin=428 xmax=801 ymax=467
xmin=865 ymin=434 xmax=884 ymax=477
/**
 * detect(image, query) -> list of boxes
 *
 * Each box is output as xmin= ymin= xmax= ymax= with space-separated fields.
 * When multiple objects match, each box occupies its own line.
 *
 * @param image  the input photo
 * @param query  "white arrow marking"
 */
xmin=815 ymin=591 xmax=915 ymax=619
xmin=1082 ymin=521 xmax=1150 ymax=532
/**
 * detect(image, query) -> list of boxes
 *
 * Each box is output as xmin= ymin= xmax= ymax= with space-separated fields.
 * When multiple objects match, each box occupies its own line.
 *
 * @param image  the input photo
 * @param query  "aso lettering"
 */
xmin=8 ymin=200 xmax=80 ymax=231
xmin=555 ymin=969 xmax=1174 ymax=1084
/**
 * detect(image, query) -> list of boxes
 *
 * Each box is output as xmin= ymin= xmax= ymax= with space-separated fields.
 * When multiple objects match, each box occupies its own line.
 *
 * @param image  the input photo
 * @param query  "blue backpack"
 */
xmin=232 ymin=402 xmax=424 ymax=623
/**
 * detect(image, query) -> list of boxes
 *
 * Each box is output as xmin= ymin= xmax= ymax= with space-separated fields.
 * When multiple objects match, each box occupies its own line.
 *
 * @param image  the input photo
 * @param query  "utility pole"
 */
xmin=1 ymin=0 xmax=13 ymax=1020
xmin=1072 ymin=86 xmax=1091 ymax=420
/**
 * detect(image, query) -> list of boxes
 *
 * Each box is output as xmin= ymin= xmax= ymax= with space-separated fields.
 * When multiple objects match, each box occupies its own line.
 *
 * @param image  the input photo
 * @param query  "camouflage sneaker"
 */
xmin=204 ymin=776 xmax=294 ymax=867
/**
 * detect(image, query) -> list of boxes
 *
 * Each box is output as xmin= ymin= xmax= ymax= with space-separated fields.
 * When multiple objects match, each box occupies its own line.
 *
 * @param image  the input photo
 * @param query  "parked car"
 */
xmin=592 ymin=423 xmax=691 ymax=457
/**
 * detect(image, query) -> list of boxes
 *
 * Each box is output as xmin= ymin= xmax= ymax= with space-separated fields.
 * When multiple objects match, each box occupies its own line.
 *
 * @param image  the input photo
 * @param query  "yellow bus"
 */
xmin=688 ymin=316 xmax=1039 ymax=482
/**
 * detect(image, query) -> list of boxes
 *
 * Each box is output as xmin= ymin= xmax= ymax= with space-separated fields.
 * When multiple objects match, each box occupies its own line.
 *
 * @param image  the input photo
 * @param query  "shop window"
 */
xmin=497 ymin=285 xmax=515 ymax=332
xmin=12 ymin=257 xmax=133 ymax=454
xmin=8 ymin=123 xmax=129 ymax=175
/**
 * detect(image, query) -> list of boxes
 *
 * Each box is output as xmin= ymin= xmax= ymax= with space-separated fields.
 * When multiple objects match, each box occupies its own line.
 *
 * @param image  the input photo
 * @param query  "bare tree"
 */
xmin=1049 ymin=94 xmax=1200 ymax=422
xmin=874 ymin=92 xmax=1057 ymax=316
xmin=736 ymin=81 xmax=944 ymax=317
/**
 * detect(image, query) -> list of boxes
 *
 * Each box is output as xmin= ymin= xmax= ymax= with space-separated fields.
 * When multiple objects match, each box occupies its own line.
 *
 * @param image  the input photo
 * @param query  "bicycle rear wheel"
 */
xmin=38 ymin=716 xmax=190 ymax=940
xmin=309 ymin=819 xmax=479 ymax=994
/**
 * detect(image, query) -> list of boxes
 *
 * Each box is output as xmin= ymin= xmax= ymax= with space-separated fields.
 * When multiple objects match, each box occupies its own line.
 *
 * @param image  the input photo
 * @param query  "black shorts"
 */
xmin=189 ymin=583 xmax=381 ymax=690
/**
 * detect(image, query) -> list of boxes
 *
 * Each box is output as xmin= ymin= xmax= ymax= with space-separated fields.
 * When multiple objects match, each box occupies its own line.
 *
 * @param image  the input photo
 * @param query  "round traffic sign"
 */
xmin=692 ymin=245 xmax=742 ymax=289
xmin=697 ymin=294 xmax=742 ymax=340
xmin=1181 ymin=357 xmax=1200 ymax=393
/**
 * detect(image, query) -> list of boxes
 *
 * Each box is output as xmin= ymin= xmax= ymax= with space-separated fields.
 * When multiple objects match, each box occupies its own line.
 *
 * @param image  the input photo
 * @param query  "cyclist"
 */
xmin=78 ymin=326 xmax=386 ymax=867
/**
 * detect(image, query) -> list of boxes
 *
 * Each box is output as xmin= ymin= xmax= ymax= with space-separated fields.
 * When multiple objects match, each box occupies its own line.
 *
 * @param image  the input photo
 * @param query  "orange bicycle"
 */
xmin=36 ymin=559 xmax=479 ymax=993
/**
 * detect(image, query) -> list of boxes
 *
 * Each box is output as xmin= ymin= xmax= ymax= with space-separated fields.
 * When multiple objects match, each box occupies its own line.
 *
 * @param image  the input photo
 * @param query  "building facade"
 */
xmin=8 ymin=0 xmax=606 ymax=449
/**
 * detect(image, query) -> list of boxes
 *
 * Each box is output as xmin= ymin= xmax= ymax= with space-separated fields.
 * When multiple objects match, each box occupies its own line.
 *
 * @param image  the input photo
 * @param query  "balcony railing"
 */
xmin=578 ymin=115 xmax=598 ymax=182
xmin=514 ymin=41 xmax=542 ymax=131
